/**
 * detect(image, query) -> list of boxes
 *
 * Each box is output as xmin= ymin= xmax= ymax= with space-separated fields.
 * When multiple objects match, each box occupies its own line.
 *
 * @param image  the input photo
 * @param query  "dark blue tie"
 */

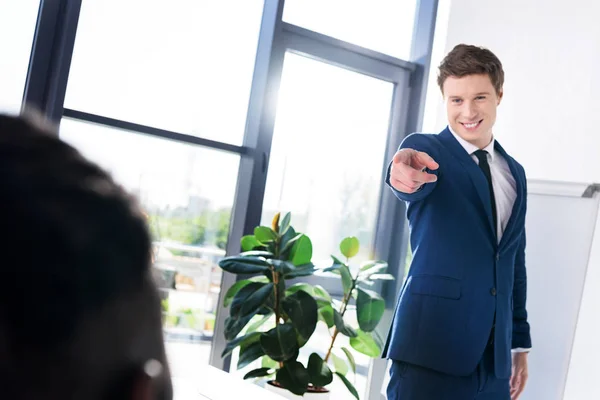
xmin=474 ymin=150 xmax=497 ymax=236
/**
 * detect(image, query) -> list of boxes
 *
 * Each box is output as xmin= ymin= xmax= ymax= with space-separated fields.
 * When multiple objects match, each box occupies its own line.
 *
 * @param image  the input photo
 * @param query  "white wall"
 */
xmin=422 ymin=1 xmax=600 ymax=399
xmin=424 ymin=0 xmax=600 ymax=184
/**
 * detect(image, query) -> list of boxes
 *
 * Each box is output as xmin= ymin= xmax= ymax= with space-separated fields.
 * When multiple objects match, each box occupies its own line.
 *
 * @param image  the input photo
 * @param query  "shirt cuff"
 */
xmin=511 ymin=348 xmax=531 ymax=353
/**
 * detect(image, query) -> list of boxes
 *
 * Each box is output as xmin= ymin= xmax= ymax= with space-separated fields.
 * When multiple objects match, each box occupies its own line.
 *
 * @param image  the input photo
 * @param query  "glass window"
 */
xmin=0 ymin=0 xmax=40 ymax=114
xmin=262 ymin=52 xmax=393 ymax=267
xmin=59 ymin=118 xmax=240 ymax=385
xmin=64 ymin=0 xmax=264 ymax=145
xmin=283 ymin=0 xmax=418 ymax=59
xmin=254 ymin=53 xmax=394 ymax=399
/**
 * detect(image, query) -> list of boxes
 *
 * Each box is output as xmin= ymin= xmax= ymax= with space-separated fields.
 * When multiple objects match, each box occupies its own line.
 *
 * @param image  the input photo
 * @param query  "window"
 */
xmin=261 ymin=52 xmax=394 ymax=267
xmin=283 ymin=0 xmax=418 ymax=59
xmin=64 ymin=0 xmax=264 ymax=145
xmin=257 ymin=52 xmax=394 ymax=399
xmin=60 ymin=118 xmax=240 ymax=381
xmin=0 ymin=0 xmax=39 ymax=114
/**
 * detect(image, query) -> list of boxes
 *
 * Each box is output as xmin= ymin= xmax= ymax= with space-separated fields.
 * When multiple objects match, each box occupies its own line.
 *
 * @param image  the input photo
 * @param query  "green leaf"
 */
xmin=340 ymin=237 xmax=360 ymax=258
xmin=290 ymin=235 xmax=313 ymax=266
xmin=238 ymin=341 xmax=266 ymax=369
xmin=280 ymin=233 xmax=303 ymax=256
xmin=341 ymin=347 xmax=357 ymax=374
xmin=280 ymin=226 xmax=297 ymax=259
xmin=356 ymin=286 xmax=385 ymax=332
xmin=307 ymin=353 xmax=333 ymax=387
xmin=269 ymin=259 xmax=294 ymax=276
xmin=335 ymin=372 xmax=360 ymax=400
xmin=350 ymin=329 xmax=381 ymax=357
xmin=262 ymin=356 xmax=278 ymax=369
xmin=240 ymin=250 xmax=274 ymax=258
xmin=358 ymin=261 xmax=388 ymax=279
xmin=331 ymin=352 xmax=348 ymax=376
xmin=276 ymin=361 xmax=310 ymax=396
xmin=285 ymin=283 xmax=315 ymax=297
xmin=314 ymin=285 xmax=332 ymax=302
xmin=223 ymin=279 xmax=253 ymax=307
xmin=340 ymin=265 xmax=354 ymax=295
xmin=282 ymin=290 xmax=318 ymax=342
xmin=257 ymin=305 xmax=273 ymax=315
xmin=250 ymin=275 xmax=271 ymax=283
xmin=280 ymin=212 xmax=292 ymax=235
xmin=221 ymin=332 xmax=261 ymax=358
xmin=331 ymin=255 xmax=345 ymax=265
xmin=241 ymin=235 xmax=262 ymax=252
xmin=254 ymin=226 xmax=277 ymax=243
xmin=245 ymin=313 xmax=273 ymax=333
xmin=224 ymin=314 xmax=254 ymax=341
xmin=296 ymin=330 xmax=309 ymax=348
xmin=333 ymin=309 xmax=357 ymax=338
xmin=219 ymin=256 xmax=269 ymax=275
xmin=283 ymin=263 xmax=316 ymax=279
xmin=368 ymin=273 xmax=395 ymax=281
xmin=260 ymin=323 xmax=299 ymax=362
xmin=318 ymin=304 xmax=335 ymax=328
xmin=359 ymin=260 xmax=387 ymax=272
xmin=231 ymin=282 xmax=267 ymax=319
xmin=243 ymin=367 xmax=273 ymax=380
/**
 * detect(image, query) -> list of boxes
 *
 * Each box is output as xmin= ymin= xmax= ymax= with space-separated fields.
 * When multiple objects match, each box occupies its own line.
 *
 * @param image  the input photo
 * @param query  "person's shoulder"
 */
xmin=400 ymin=132 xmax=443 ymax=155
xmin=400 ymin=132 xmax=440 ymax=146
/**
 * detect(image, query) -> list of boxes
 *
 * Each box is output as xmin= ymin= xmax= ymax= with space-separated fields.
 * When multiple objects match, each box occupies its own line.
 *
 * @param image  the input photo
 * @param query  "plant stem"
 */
xmin=324 ymin=277 xmax=356 ymax=363
xmin=272 ymin=267 xmax=283 ymax=369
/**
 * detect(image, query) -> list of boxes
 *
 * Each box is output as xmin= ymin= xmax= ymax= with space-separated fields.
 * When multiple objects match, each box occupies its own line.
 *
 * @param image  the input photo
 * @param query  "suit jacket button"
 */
xmin=490 ymin=288 xmax=497 ymax=296
xmin=496 ymin=253 xmax=500 ymax=261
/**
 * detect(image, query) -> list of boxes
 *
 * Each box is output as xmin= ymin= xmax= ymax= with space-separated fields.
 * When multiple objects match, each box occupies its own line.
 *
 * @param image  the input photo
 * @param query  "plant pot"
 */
xmin=264 ymin=381 xmax=330 ymax=399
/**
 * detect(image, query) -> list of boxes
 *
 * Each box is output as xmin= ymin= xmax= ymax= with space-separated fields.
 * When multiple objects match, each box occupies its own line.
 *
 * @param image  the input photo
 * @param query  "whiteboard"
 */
xmin=562 ymin=186 xmax=600 ymax=399
xmin=514 ymin=180 xmax=599 ymax=400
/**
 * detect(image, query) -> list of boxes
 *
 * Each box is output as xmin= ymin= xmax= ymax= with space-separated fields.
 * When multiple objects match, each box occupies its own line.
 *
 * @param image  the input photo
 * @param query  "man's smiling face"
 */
xmin=443 ymin=73 xmax=503 ymax=149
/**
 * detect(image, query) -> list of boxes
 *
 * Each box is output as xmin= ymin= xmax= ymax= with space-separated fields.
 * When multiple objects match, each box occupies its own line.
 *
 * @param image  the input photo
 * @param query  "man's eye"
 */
xmin=452 ymin=99 xmax=462 ymax=104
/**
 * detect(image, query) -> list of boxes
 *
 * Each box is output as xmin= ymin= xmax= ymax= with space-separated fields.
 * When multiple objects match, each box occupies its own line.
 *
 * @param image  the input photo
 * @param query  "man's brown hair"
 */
xmin=437 ymin=44 xmax=504 ymax=95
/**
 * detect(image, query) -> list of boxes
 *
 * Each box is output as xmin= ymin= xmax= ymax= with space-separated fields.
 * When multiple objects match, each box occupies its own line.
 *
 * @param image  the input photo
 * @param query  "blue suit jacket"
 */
xmin=382 ymin=127 xmax=532 ymax=379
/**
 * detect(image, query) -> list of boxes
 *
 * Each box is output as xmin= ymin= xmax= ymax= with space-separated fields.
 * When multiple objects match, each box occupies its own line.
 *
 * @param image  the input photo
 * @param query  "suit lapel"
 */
xmin=438 ymin=128 xmax=496 ymax=239
xmin=494 ymin=141 xmax=524 ymax=250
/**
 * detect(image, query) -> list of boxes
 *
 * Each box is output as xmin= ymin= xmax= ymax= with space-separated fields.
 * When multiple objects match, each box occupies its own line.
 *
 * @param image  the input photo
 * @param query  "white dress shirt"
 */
xmin=448 ymin=127 xmax=530 ymax=353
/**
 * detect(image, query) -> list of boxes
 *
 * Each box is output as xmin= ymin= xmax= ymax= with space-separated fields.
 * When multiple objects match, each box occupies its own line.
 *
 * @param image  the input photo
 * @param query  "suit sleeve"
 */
xmin=385 ymin=133 xmax=440 ymax=203
xmin=512 ymin=177 xmax=532 ymax=349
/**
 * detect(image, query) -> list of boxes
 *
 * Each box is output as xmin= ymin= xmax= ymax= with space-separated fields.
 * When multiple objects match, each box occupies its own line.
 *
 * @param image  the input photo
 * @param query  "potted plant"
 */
xmin=217 ymin=212 xmax=329 ymax=397
xmin=218 ymin=213 xmax=393 ymax=399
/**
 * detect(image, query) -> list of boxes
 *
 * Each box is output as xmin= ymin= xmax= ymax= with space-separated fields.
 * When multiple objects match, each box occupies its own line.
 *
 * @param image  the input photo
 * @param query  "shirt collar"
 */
xmin=448 ymin=125 xmax=496 ymax=162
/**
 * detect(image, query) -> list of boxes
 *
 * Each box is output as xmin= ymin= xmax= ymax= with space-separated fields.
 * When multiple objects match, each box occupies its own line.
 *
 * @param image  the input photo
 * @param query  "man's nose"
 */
xmin=462 ymin=102 xmax=478 ymax=119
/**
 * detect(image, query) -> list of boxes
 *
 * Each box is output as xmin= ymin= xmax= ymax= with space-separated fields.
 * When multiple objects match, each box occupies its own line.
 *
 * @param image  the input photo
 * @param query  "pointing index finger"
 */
xmin=416 ymin=151 xmax=439 ymax=170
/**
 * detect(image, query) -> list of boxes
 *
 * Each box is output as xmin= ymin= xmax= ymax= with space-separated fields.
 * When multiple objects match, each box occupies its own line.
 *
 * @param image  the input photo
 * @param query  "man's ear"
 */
xmin=497 ymin=89 xmax=504 ymax=105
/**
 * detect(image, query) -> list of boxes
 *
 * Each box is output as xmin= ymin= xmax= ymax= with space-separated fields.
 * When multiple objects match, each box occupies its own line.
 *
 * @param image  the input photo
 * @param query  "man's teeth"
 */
xmin=464 ymin=122 xmax=479 ymax=128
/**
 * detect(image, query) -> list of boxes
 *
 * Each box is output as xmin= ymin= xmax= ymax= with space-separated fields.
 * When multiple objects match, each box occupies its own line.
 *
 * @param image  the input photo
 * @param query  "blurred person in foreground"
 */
xmin=0 ymin=113 xmax=172 ymax=400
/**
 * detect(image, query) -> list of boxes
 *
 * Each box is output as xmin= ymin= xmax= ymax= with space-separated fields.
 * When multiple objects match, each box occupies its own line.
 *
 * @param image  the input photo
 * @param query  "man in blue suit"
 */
xmin=383 ymin=44 xmax=531 ymax=399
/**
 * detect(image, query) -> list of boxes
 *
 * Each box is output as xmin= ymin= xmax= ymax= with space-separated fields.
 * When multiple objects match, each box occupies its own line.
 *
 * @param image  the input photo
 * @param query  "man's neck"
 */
xmin=448 ymin=125 xmax=494 ymax=153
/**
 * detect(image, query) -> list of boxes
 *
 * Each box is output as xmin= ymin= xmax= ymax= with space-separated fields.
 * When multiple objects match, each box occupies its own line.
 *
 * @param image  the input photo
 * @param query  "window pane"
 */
xmin=283 ymin=0 xmax=418 ymax=59
xmin=0 ymin=0 xmax=39 ymax=114
xmin=259 ymin=53 xmax=394 ymax=398
xmin=64 ymin=0 xmax=264 ymax=145
xmin=59 ymin=118 xmax=239 ymax=386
